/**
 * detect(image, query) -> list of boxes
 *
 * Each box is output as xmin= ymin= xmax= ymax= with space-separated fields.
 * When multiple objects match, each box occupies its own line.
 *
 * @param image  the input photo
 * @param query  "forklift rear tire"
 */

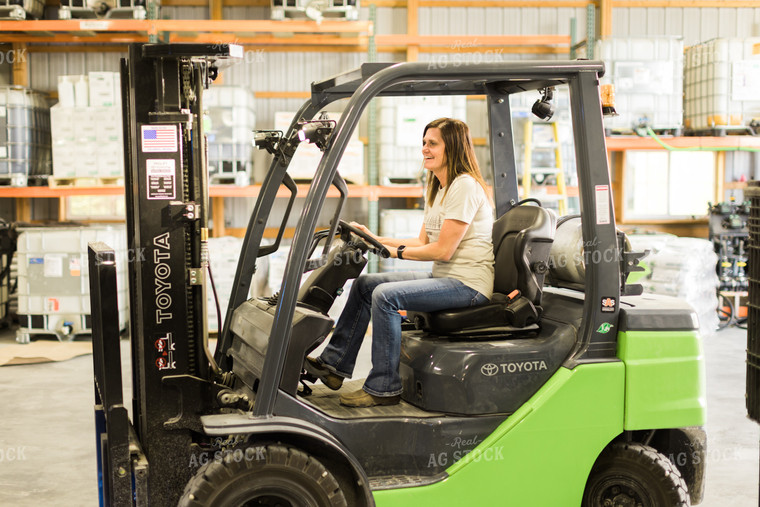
xmin=582 ymin=442 xmax=690 ymax=507
xmin=179 ymin=444 xmax=348 ymax=507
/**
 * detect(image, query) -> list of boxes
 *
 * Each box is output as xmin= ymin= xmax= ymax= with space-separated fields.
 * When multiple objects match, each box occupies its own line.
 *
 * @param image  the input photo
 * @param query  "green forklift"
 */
xmin=89 ymin=44 xmax=705 ymax=506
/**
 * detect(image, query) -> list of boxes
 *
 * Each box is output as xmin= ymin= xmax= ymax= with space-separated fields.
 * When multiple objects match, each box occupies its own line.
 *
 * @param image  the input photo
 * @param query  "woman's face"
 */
xmin=422 ymin=127 xmax=447 ymax=174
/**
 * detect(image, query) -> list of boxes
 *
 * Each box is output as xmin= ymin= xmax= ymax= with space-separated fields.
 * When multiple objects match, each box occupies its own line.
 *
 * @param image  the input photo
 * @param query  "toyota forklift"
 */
xmin=88 ymin=43 xmax=706 ymax=506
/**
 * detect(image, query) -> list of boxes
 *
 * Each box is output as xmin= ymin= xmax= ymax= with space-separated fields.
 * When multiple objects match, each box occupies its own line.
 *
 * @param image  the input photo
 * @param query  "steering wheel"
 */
xmin=338 ymin=219 xmax=391 ymax=258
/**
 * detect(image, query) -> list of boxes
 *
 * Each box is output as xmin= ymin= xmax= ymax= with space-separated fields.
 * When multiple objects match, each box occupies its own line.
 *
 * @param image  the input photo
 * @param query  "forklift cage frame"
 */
xmin=215 ymin=61 xmax=623 ymax=418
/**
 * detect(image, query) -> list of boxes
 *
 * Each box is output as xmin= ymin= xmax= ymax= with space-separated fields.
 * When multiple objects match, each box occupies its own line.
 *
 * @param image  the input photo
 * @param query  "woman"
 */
xmin=306 ymin=117 xmax=495 ymax=407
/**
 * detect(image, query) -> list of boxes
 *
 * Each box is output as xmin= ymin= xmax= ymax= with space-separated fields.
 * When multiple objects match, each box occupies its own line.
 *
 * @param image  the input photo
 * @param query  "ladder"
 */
xmin=521 ymin=120 xmax=567 ymax=215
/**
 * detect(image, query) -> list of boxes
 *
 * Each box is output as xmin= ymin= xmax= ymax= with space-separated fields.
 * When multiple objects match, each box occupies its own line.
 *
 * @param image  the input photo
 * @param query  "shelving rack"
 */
xmin=0 ymin=0 xmax=758 ymax=240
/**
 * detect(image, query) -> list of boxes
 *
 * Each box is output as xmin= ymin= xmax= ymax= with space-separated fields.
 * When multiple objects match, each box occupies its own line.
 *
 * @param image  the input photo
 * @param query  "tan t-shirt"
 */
xmin=424 ymin=174 xmax=495 ymax=299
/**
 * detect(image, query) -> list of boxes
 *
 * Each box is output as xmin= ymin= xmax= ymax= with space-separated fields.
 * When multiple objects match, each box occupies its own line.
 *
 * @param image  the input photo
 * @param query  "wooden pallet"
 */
xmin=605 ymin=126 xmax=684 ymax=137
xmin=48 ymin=176 xmax=124 ymax=187
xmin=0 ymin=174 xmax=47 ymax=187
xmin=685 ymin=126 xmax=758 ymax=137
xmin=210 ymin=171 xmax=250 ymax=186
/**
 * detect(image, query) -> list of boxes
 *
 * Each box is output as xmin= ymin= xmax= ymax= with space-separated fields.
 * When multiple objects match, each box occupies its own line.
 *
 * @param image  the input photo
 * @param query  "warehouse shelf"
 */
xmin=605 ymin=135 xmax=760 ymax=237
xmin=605 ymin=136 xmax=760 ymax=151
xmin=0 ymin=182 xmax=576 ymax=237
xmin=0 ymin=19 xmax=373 ymax=46
xmin=0 ymin=182 xmax=577 ymax=199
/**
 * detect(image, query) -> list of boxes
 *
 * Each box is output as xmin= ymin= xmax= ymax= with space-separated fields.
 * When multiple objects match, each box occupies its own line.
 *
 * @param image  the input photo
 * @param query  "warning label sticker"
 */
xmin=146 ymin=159 xmax=176 ymax=200
xmin=595 ymin=185 xmax=611 ymax=225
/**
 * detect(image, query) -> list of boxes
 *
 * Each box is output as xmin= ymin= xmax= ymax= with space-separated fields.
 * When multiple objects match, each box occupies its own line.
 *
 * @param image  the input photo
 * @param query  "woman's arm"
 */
xmin=386 ymin=218 xmax=468 ymax=261
xmin=351 ymin=222 xmax=427 ymax=248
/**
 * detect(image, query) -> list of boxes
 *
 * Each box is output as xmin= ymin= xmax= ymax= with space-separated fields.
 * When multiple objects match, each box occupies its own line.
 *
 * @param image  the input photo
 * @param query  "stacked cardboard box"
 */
xmin=52 ymin=71 xmax=123 ymax=179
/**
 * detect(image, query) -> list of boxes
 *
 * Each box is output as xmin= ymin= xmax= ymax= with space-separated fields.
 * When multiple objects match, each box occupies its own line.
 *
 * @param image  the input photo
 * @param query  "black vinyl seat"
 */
xmin=410 ymin=203 xmax=556 ymax=337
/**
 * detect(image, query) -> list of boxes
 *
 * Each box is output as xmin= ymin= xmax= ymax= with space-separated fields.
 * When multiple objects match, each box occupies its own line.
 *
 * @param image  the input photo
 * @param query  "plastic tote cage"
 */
xmin=58 ymin=0 xmax=149 ymax=19
xmin=270 ymin=0 xmax=359 ymax=21
xmin=15 ymin=224 xmax=129 ymax=343
xmin=0 ymin=0 xmax=44 ymax=20
xmin=745 ymin=181 xmax=760 ymax=422
xmin=0 ymin=86 xmax=52 ymax=186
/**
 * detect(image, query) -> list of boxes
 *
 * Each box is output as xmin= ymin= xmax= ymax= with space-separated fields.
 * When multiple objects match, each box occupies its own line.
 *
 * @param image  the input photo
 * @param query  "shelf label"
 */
xmin=146 ymin=159 xmax=176 ymax=200
xmin=43 ymin=254 xmax=63 ymax=278
xmin=79 ymin=20 xmax=110 ymax=31
xmin=595 ymin=184 xmax=610 ymax=225
xmin=731 ymin=60 xmax=760 ymax=101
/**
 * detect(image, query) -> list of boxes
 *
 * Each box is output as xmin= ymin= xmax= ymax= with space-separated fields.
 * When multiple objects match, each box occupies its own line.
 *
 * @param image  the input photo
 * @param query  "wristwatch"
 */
xmin=397 ymin=245 xmax=406 ymax=259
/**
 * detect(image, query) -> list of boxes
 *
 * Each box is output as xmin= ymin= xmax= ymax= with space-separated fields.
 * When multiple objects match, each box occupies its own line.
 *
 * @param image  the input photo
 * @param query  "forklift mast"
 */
xmin=120 ymin=43 xmax=240 ymax=505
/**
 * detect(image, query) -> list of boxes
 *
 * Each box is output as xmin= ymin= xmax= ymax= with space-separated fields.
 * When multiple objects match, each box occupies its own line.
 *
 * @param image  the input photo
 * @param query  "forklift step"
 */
xmin=303 ymin=380 xmax=443 ymax=420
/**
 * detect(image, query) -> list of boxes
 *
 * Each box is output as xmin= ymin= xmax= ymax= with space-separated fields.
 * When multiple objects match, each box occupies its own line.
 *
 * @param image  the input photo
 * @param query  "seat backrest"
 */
xmin=492 ymin=204 xmax=556 ymax=306
xmin=547 ymin=215 xmax=586 ymax=290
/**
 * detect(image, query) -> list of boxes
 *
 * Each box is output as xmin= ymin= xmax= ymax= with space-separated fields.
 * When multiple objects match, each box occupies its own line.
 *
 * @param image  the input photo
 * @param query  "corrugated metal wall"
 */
xmin=29 ymin=50 xmax=125 ymax=92
xmin=224 ymin=51 xmax=368 ymax=128
xmin=612 ymin=8 xmax=760 ymax=44
xmin=418 ymin=6 xmax=587 ymax=39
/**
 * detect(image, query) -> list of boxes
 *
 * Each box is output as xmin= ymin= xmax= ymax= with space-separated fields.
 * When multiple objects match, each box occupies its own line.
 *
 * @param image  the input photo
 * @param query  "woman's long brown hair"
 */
xmin=424 ymin=117 xmax=490 ymax=207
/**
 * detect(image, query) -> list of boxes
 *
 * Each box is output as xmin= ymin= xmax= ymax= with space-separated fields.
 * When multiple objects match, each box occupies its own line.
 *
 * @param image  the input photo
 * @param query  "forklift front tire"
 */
xmin=179 ymin=444 xmax=348 ymax=507
xmin=582 ymin=442 xmax=690 ymax=507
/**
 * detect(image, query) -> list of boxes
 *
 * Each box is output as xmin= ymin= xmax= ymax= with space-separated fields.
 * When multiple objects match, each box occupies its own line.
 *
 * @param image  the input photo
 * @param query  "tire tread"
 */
xmin=178 ymin=444 xmax=348 ymax=507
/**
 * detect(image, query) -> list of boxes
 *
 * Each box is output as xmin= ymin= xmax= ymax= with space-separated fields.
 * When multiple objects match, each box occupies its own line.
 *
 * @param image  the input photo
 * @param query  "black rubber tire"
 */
xmin=179 ymin=444 xmax=348 ymax=507
xmin=582 ymin=442 xmax=690 ymax=507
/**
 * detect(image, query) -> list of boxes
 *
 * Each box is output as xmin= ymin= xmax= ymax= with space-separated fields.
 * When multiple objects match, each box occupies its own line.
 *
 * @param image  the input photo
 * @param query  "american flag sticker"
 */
xmin=141 ymin=125 xmax=178 ymax=153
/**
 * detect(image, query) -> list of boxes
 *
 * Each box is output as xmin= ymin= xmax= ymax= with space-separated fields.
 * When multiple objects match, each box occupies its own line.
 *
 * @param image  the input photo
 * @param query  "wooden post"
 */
xmin=610 ymin=151 xmax=625 ymax=224
xmin=599 ymin=0 xmax=613 ymax=39
xmin=407 ymin=0 xmax=419 ymax=62
xmin=715 ymin=151 xmax=726 ymax=204
xmin=211 ymin=196 xmax=226 ymax=237
xmin=15 ymin=197 xmax=31 ymax=222
xmin=12 ymin=43 xmax=28 ymax=87
xmin=209 ymin=0 xmax=223 ymax=20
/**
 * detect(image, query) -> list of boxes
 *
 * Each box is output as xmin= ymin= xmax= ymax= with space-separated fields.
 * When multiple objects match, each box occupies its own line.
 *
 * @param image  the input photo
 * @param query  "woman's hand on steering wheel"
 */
xmin=338 ymin=220 xmax=391 ymax=258
xmin=348 ymin=222 xmax=377 ymax=241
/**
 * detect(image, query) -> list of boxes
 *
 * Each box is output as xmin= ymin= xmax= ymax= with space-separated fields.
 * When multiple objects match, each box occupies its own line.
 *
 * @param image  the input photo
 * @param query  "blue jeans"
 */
xmin=318 ymin=272 xmax=488 ymax=397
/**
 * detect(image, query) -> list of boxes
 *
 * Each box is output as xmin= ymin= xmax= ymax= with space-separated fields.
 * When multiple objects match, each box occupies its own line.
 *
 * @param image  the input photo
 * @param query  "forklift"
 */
xmin=88 ymin=43 xmax=706 ymax=506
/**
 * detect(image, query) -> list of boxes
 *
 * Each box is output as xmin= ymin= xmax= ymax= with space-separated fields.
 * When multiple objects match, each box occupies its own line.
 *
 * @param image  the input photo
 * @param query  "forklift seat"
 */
xmin=410 ymin=203 xmax=556 ymax=336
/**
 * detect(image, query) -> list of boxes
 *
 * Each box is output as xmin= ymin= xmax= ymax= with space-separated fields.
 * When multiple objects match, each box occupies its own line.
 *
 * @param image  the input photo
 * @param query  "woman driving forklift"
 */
xmin=305 ymin=117 xmax=495 ymax=407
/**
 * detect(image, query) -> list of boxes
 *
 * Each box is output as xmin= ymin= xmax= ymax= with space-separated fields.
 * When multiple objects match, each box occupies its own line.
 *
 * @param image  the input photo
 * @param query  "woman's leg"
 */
xmin=318 ymin=271 xmax=430 ymax=378
xmin=362 ymin=277 xmax=488 ymax=397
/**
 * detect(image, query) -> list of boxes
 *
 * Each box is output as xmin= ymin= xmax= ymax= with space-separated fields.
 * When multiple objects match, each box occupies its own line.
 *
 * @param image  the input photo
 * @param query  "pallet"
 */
xmin=210 ymin=172 xmax=249 ymax=186
xmin=605 ymin=126 xmax=684 ymax=137
xmin=381 ymin=177 xmax=423 ymax=186
xmin=0 ymin=174 xmax=48 ymax=187
xmin=685 ymin=126 xmax=758 ymax=137
xmin=48 ymin=176 xmax=124 ymax=188
xmin=15 ymin=328 xmax=92 ymax=344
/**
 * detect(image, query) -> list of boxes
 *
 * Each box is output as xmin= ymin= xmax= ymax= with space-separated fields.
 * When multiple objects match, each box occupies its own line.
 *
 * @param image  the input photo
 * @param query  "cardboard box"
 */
xmin=88 ymin=71 xmax=120 ymax=108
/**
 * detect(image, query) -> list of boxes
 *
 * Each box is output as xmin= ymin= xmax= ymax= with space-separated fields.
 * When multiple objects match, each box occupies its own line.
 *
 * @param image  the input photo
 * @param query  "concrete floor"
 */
xmin=0 ymin=324 xmax=757 ymax=506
